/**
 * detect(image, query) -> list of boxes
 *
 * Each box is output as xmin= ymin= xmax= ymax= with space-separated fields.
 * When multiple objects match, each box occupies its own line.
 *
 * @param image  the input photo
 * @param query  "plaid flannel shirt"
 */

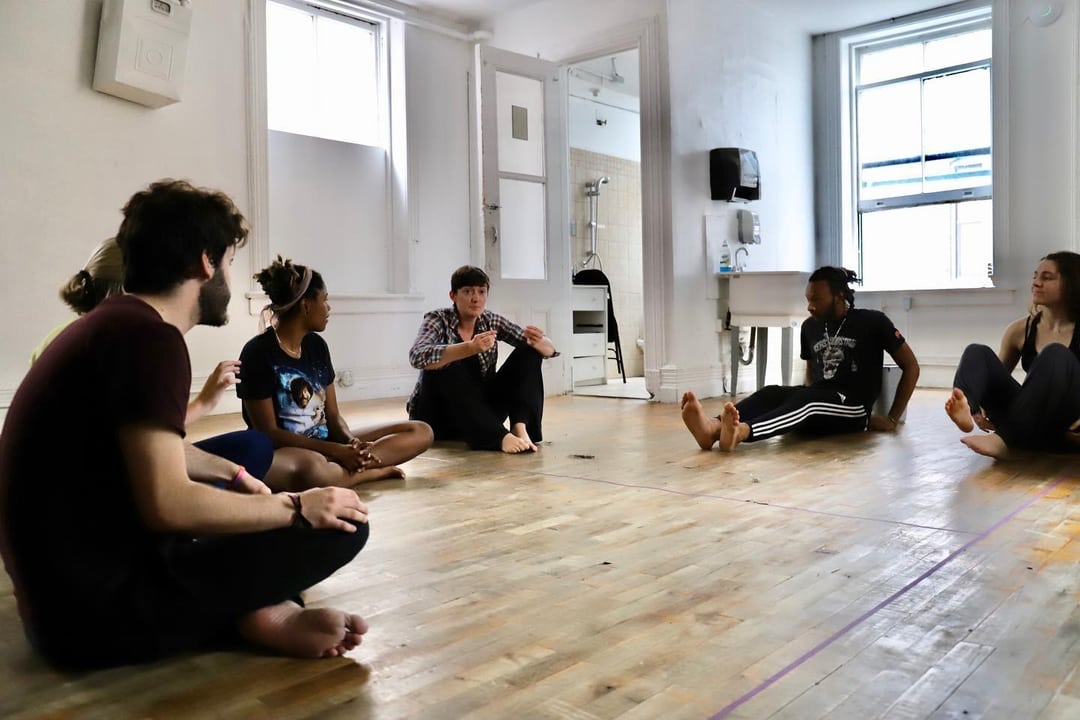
xmin=407 ymin=307 xmax=528 ymax=413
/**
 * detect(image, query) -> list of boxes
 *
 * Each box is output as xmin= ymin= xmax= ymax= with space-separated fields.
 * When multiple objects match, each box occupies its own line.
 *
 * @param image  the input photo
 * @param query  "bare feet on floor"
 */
xmin=945 ymin=388 xmax=975 ymax=433
xmin=502 ymin=424 xmax=537 ymax=454
xmin=961 ymin=433 xmax=1009 ymax=459
xmin=680 ymin=391 xmax=720 ymax=450
xmin=351 ymin=466 xmax=406 ymax=484
xmin=238 ymin=601 xmax=369 ymax=659
xmin=717 ymin=402 xmax=745 ymax=453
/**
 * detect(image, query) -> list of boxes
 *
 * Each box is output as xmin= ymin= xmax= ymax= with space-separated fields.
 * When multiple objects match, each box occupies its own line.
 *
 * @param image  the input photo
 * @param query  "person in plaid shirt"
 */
xmin=408 ymin=265 xmax=559 ymax=453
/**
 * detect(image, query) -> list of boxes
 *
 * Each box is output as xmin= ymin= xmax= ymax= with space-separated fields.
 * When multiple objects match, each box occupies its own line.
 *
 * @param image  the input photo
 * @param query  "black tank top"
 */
xmin=1020 ymin=312 xmax=1080 ymax=371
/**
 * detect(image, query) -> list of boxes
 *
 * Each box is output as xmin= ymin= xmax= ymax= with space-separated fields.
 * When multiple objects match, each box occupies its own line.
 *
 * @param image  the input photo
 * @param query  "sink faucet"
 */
xmin=734 ymin=246 xmax=749 ymax=271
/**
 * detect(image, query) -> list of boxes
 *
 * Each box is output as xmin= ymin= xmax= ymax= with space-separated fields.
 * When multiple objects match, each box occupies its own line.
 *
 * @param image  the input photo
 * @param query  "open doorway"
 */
xmin=566 ymin=49 xmax=649 ymax=399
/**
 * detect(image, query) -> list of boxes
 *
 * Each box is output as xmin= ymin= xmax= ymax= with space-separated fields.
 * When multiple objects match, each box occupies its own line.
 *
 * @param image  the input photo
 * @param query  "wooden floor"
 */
xmin=2 ymin=389 xmax=1080 ymax=719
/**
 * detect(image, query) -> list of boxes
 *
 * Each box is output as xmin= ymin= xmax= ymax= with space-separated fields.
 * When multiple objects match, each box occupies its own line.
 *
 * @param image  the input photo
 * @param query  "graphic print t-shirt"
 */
xmin=800 ymin=308 xmax=905 ymax=409
xmin=238 ymin=329 xmax=335 ymax=439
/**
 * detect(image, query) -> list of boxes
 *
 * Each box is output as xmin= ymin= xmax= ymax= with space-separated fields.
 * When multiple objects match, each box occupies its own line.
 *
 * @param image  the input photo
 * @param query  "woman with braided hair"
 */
xmin=239 ymin=256 xmax=433 ymax=489
xmin=681 ymin=266 xmax=920 ymax=452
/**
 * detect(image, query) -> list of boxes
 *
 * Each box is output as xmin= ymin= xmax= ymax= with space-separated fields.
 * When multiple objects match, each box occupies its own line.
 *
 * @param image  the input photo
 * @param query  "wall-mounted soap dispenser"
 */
xmin=737 ymin=209 xmax=760 ymax=245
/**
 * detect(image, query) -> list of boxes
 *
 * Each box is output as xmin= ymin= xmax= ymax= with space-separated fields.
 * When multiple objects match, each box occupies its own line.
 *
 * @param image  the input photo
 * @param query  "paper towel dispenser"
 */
xmin=710 ymin=148 xmax=760 ymax=202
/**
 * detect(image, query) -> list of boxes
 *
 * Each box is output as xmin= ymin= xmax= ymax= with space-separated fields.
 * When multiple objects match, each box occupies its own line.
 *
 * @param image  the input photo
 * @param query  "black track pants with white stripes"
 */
xmin=725 ymin=384 xmax=869 ymax=442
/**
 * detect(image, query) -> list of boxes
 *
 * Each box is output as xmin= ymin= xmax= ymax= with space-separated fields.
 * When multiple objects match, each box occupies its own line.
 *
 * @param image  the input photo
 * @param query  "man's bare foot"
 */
xmin=237 ymin=601 xmax=368 ymax=659
xmin=501 ymin=432 xmax=534 ymax=454
xmin=717 ymin=402 xmax=746 ymax=452
xmin=510 ymin=422 xmax=539 ymax=452
xmin=961 ymin=433 xmax=1009 ymax=459
xmin=945 ymin=388 xmax=975 ymax=433
xmin=681 ymin=391 xmax=720 ymax=450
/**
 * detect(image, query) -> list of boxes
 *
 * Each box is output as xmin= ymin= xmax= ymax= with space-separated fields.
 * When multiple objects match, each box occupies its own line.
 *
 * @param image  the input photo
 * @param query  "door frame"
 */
xmin=544 ymin=17 xmax=671 ymax=399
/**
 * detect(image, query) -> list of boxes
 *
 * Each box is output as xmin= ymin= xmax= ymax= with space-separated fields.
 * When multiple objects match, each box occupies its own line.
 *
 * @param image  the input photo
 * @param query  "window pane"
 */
xmin=267 ymin=3 xmax=316 ymax=137
xmin=923 ymin=28 xmax=991 ymax=71
xmin=922 ymin=68 xmax=991 ymax=193
xmin=499 ymin=178 xmax=546 ymax=280
xmin=861 ymin=204 xmax=954 ymax=289
xmin=315 ymin=17 xmax=379 ymax=145
xmin=860 ymin=201 xmax=991 ymax=289
xmin=859 ymin=42 xmax=923 ymax=85
xmin=955 ymin=199 xmax=993 ymax=281
xmin=266 ymin=1 xmax=381 ymax=147
xmin=857 ymin=80 xmax=921 ymax=200
xmin=496 ymin=71 xmax=545 ymax=177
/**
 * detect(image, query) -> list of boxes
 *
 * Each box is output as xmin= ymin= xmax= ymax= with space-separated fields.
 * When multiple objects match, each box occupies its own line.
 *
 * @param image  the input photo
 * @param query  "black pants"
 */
xmin=31 ymin=522 xmax=369 ymax=671
xmin=729 ymin=385 xmax=869 ymax=442
xmin=28 ymin=431 xmax=368 ymax=670
xmin=409 ymin=346 xmax=544 ymax=450
xmin=953 ymin=342 xmax=1080 ymax=450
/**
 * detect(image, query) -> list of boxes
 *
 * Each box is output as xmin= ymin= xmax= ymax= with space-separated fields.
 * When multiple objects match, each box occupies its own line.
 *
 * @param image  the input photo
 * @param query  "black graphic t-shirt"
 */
xmin=800 ymin=308 xmax=905 ymax=409
xmin=238 ymin=329 xmax=335 ymax=439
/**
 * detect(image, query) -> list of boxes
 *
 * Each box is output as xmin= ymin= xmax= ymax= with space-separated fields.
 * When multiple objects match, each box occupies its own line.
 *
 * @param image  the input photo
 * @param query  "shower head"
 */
xmin=585 ymin=177 xmax=611 ymax=195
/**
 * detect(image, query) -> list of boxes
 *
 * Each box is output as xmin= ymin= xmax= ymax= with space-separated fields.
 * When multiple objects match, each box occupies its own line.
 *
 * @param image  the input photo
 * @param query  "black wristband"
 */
xmin=289 ymin=493 xmax=312 ymax=529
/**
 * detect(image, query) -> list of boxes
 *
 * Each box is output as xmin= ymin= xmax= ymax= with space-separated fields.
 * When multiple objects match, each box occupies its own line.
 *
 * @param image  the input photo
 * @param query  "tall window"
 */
xmin=848 ymin=10 xmax=992 ymax=290
xmin=266 ymin=0 xmax=383 ymax=147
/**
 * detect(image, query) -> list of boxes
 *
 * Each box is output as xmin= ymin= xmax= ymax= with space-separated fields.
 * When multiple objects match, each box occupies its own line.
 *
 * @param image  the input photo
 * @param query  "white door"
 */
xmin=478 ymin=45 xmax=571 ymax=395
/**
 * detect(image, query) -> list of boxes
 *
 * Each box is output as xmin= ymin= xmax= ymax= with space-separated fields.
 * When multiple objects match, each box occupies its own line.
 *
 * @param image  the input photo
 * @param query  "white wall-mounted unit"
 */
xmin=93 ymin=0 xmax=192 ymax=108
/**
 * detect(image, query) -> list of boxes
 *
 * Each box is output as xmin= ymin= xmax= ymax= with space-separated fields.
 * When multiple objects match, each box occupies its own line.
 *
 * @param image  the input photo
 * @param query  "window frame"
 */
xmin=851 ymin=22 xmax=992 ymax=215
xmin=813 ymin=1 xmax=999 ymax=292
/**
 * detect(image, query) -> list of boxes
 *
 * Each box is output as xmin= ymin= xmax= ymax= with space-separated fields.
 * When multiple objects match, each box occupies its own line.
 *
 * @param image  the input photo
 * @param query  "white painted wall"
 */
xmin=0 ymin=2 xmax=475 ymax=421
xmin=0 ymin=0 xmax=253 ymax=418
xmin=568 ymin=95 xmax=641 ymax=161
xmin=492 ymin=0 xmax=815 ymax=400
xmin=665 ymin=0 xmax=815 ymax=398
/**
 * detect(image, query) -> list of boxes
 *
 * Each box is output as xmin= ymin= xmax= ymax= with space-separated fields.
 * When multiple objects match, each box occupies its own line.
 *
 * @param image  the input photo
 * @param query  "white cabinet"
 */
xmin=571 ymin=285 xmax=608 ymax=386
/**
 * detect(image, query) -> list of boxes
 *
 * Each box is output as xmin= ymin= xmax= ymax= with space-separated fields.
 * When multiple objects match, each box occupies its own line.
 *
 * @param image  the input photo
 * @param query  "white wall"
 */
xmin=665 ymin=0 xmax=815 ymax=398
xmin=0 ymin=2 xmax=476 ymax=421
xmin=492 ymin=0 xmax=815 ymax=401
xmin=568 ymin=95 xmax=641 ymax=161
xmin=0 ymin=0 xmax=253 ymax=418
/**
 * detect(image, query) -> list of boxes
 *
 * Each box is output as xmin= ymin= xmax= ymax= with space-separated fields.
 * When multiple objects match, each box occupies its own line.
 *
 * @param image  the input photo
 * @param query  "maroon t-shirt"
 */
xmin=0 ymin=295 xmax=189 ymax=628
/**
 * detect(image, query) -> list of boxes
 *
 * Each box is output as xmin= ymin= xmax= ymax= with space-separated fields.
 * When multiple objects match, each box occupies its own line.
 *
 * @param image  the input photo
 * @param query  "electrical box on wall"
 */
xmin=93 ymin=0 xmax=193 ymax=108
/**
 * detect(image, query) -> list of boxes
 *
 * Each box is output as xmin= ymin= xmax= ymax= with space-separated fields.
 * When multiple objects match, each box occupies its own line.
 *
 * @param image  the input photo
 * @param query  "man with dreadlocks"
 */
xmin=681 ymin=266 xmax=920 ymax=452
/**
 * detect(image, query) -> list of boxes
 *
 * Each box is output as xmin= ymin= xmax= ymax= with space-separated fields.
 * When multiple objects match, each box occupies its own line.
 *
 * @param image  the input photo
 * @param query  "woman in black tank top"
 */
xmin=946 ymin=251 xmax=1080 ymax=458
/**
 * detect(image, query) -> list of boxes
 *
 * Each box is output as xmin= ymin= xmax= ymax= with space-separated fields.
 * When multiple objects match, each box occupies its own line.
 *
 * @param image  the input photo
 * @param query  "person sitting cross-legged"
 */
xmin=239 ymin=256 xmax=434 ymax=490
xmin=0 ymin=180 xmax=371 ymax=671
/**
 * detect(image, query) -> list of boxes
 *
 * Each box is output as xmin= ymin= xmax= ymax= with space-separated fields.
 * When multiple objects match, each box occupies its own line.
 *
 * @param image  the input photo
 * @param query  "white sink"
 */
xmin=719 ymin=270 xmax=810 ymax=327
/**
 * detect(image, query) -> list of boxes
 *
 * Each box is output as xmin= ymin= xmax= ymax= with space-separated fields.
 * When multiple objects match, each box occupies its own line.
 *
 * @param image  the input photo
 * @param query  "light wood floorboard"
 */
xmin=1 ymin=389 xmax=1078 ymax=719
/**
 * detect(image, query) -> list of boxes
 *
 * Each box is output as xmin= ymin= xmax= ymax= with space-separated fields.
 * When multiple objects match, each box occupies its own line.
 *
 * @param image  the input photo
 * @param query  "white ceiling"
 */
xmin=396 ymin=0 xmax=958 ymax=33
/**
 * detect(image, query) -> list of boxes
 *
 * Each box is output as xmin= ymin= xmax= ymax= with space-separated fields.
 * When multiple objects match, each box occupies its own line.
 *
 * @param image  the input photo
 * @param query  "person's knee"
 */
xmin=412 ymin=420 xmax=434 ymax=448
xmin=342 ymin=520 xmax=370 ymax=555
xmin=961 ymin=343 xmax=994 ymax=360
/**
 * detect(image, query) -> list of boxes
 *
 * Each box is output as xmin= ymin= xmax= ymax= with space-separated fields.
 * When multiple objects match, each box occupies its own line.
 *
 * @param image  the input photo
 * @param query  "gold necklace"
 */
xmin=274 ymin=329 xmax=302 ymax=358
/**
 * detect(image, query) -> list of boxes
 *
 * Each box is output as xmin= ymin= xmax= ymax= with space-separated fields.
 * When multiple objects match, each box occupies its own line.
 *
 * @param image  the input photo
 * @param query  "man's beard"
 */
xmin=197 ymin=266 xmax=231 ymax=327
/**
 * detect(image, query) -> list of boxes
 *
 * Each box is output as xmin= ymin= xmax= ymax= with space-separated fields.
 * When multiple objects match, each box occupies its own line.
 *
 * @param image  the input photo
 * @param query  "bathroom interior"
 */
xmin=567 ymin=48 xmax=648 ymax=399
